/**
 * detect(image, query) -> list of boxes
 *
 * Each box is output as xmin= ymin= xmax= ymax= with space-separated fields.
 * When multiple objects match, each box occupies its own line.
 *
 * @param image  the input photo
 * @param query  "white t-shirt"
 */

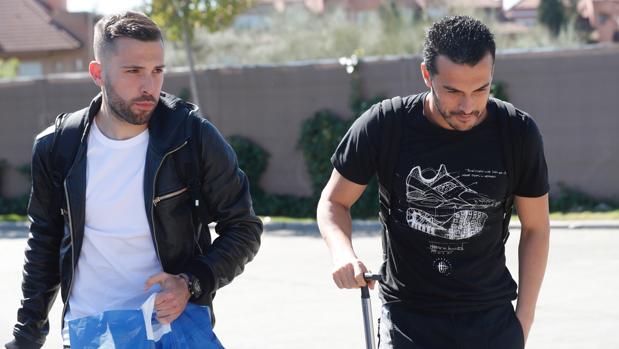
xmin=62 ymin=120 xmax=163 ymax=343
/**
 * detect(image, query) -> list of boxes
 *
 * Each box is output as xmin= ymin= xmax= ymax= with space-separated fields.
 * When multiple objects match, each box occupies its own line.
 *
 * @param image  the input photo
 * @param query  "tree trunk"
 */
xmin=181 ymin=18 xmax=202 ymax=109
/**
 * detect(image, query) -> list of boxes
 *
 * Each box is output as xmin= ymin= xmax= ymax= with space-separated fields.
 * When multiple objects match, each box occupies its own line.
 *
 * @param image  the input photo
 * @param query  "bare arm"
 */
xmin=514 ymin=193 xmax=550 ymax=343
xmin=317 ymin=169 xmax=374 ymax=289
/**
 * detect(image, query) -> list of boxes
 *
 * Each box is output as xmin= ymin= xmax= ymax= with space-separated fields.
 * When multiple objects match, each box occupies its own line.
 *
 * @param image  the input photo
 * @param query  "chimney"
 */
xmin=44 ymin=0 xmax=67 ymax=12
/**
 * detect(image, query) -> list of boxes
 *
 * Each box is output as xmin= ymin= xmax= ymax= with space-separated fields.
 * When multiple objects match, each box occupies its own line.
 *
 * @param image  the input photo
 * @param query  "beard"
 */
xmin=103 ymin=79 xmax=157 ymax=126
xmin=431 ymin=88 xmax=484 ymax=131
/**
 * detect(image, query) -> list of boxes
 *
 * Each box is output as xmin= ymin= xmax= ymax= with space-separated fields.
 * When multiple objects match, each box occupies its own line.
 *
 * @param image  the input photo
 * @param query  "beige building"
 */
xmin=0 ymin=0 xmax=97 ymax=77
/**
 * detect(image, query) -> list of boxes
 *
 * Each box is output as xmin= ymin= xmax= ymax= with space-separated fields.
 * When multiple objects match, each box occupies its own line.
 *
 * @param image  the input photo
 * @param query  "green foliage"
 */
xmin=349 ymin=68 xmax=386 ymax=118
xmin=252 ymin=192 xmax=315 ymax=218
xmin=550 ymin=183 xmax=618 ymax=213
xmin=297 ymin=107 xmax=381 ymax=218
xmin=163 ymin=6 xmax=585 ymax=68
xmin=17 ymin=163 xmax=31 ymax=183
xmin=228 ymin=135 xmax=269 ymax=192
xmin=0 ymin=159 xmax=8 ymax=195
xmin=0 ymin=214 xmax=28 ymax=222
xmin=177 ymin=87 xmax=191 ymax=101
xmin=298 ymin=110 xmax=350 ymax=196
xmin=0 ymin=58 xmax=19 ymax=79
xmin=148 ymin=0 xmax=252 ymax=41
xmin=490 ymin=81 xmax=509 ymax=102
xmin=225 ymin=90 xmax=384 ymax=218
xmin=166 ymin=7 xmax=428 ymax=67
xmin=538 ymin=0 xmax=566 ymax=37
xmin=227 ymin=134 xmax=316 ymax=217
xmin=0 ymin=195 xmax=29 ymax=215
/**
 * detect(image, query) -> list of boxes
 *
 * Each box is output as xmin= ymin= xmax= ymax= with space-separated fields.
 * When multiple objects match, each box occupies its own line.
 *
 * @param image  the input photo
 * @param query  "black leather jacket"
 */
xmin=11 ymin=93 xmax=263 ymax=348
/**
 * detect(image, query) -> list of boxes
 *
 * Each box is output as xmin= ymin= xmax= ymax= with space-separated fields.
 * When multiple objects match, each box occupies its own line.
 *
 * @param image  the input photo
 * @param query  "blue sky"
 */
xmin=67 ymin=0 xmax=147 ymax=14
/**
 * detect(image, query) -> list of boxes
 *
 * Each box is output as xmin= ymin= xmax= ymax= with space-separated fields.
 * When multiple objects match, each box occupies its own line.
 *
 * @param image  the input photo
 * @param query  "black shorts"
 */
xmin=378 ymin=302 xmax=525 ymax=349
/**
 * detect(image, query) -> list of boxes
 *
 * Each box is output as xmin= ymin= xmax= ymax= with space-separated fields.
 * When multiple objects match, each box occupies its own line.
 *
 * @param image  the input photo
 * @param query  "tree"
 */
xmin=538 ymin=0 xmax=566 ymax=37
xmin=147 ymin=0 xmax=252 ymax=108
xmin=0 ymin=58 xmax=19 ymax=79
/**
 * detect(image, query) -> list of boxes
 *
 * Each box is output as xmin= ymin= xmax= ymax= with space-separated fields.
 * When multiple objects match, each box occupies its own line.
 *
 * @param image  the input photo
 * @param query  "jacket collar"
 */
xmin=84 ymin=91 xmax=196 ymax=155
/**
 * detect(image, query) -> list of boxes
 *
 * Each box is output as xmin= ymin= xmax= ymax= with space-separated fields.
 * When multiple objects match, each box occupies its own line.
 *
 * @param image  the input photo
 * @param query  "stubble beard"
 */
xmin=431 ymin=88 xmax=484 ymax=132
xmin=103 ymin=79 xmax=157 ymax=126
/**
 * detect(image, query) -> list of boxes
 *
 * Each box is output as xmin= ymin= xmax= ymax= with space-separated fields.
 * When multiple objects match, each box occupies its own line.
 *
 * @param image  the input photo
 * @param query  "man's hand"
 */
xmin=331 ymin=257 xmax=375 ymax=290
xmin=144 ymin=272 xmax=191 ymax=324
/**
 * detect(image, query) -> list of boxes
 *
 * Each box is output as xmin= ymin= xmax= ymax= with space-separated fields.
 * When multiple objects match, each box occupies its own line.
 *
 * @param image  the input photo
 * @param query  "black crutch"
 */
xmin=361 ymin=272 xmax=382 ymax=349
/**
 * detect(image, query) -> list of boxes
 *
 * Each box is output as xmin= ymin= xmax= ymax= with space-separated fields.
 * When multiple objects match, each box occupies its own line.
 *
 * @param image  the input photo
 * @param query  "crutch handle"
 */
xmin=361 ymin=273 xmax=381 ymax=298
xmin=363 ymin=273 xmax=382 ymax=281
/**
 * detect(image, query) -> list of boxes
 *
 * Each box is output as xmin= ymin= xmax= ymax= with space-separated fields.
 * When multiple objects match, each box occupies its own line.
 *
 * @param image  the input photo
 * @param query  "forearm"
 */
xmin=516 ymin=227 xmax=550 ymax=321
xmin=317 ymin=198 xmax=356 ymax=261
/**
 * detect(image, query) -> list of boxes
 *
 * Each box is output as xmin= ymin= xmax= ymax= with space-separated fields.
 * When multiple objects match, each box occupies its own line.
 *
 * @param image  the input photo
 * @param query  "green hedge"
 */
xmin=0 ymin=195 xmax=28 ymax=215
xmin=229 ymin=104 xmax=383 ymax=219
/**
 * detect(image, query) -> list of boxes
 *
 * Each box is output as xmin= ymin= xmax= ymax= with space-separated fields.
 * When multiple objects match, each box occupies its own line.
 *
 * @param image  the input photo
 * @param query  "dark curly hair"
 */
xmin=423 ymin=15 xmax=495 ymax=76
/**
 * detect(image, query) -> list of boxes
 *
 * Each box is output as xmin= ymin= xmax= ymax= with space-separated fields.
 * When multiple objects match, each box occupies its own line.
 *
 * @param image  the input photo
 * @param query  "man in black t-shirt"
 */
xmin=317 ymin=16 xmax=549 ymax=349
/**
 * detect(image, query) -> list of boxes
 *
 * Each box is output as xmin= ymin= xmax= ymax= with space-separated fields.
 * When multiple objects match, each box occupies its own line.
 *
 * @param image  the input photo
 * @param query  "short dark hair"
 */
xmin=423 ymin=15 xmax=496 ymax=76
xmin=93 ymin=11 xmax=162 ymax=60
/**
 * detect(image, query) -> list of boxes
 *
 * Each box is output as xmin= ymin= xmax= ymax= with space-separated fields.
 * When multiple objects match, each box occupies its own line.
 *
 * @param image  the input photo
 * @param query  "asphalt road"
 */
xmin=1 ymin=227 xmax=618 ymax=348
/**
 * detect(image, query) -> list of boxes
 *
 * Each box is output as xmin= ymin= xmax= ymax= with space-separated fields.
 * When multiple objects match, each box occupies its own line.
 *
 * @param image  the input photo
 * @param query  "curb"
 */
xmin=0 ymin=221 xmax=30 ymax=238
xmin=263 ymin=219 xmax=619 ymax=234
xmin=2 ymin=220 xmax=619 ymax=238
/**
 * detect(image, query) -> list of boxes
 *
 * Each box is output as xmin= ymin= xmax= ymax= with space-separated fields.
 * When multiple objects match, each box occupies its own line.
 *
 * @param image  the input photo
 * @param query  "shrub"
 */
xmin=228 ymin=135 xmax=269 ymax=194
xmin=550 ymin=183 xmax=618 ymax=212
xmin=298 ymin=110 xmax=349 ymax=196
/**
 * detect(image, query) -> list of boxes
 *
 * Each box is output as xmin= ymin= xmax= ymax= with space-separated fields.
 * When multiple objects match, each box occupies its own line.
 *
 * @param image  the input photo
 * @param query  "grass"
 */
xmin=0 ymin=214 xmax=27 ymax=222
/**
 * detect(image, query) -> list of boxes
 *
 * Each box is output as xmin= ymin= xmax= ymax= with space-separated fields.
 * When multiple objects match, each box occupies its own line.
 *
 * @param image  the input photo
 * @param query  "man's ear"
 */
xmin=420 ymin=62 xmax=432 ymax=89
xmin=89 ymin=61 xmax=104 ymax=87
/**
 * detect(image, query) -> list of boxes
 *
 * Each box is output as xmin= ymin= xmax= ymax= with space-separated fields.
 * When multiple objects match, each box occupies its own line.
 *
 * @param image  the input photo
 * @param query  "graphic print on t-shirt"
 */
xmin=405 ymin=164 xmax=501 ymax=240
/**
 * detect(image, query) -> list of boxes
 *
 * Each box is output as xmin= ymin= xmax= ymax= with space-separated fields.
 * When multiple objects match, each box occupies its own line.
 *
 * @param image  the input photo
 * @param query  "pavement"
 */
xmin=1 ymin=222 xmax=618 ymax=348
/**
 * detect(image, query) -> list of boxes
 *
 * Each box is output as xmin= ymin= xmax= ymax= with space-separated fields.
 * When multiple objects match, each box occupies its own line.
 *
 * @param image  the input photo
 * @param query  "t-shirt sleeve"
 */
xmin=514 ymin=114 xmax=549 ymax=197
xmin=330 ymin=104 xmax=382 ymax=185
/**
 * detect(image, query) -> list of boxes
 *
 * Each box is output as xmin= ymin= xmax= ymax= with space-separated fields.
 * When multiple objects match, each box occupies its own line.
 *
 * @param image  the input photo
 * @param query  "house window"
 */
xmin=613 ymin=30 xmax=619 ymax=42
xmin=597 ymin=13 xmax=609 ymax=25
xmin=18 ymin=61 xmax=43 ymax=77
xmin=75 ymin=59 xmax=84 ymax=71
xmin=56 ymin=61 xmax=64 ymax=72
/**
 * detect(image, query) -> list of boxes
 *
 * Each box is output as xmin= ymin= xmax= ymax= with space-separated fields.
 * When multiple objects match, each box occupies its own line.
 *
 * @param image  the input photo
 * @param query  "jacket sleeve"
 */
xmin=12 ymin=132 xmax=63 ymax=348
xmin=184 ymin=118 xmax=263 ymax=297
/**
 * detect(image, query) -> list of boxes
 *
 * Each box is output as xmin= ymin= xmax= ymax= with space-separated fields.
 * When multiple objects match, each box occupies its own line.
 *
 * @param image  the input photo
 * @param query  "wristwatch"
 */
xmin=179 ymin=273 xmax=203 ymax=299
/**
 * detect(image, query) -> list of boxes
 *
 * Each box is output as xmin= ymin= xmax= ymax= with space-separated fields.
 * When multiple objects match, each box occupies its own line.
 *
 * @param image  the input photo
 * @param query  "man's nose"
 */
xmin=459 ymin=96 xmax=475 ymax=114
xmin=140 ymin=74 xmax=156 ymax=95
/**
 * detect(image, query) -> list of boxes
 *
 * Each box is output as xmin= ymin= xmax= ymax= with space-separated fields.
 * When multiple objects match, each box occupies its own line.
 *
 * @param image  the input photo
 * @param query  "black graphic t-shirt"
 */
xmin=331 ymin=93 xmax=549 ymax=312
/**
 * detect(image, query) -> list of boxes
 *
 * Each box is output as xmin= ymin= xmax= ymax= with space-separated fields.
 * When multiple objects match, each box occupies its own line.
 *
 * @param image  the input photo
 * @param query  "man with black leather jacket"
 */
xmin=6 ymin=11 xmax=262 ymax=349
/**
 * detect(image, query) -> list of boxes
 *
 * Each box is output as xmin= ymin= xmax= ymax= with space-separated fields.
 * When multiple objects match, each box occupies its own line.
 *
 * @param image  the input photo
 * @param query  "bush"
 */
xmin=0 ymin=159 xmax=8 ymax=195
xmin=298 ymin=110 xmax=349 ymax=196
xmin=228 ymin=135 xmax=269 ymax=193
xmin=297 ymin=108 xmax=380 ymax=218
xmin=0 ymin=195 xmax=28 ymax=215
xmin=228 ymin=135 xmax=316 ymax=217
xmin=550 ymin=183 xmax=618 ymax=212
xmin=252 ymin=192 xmax=315 ymax=218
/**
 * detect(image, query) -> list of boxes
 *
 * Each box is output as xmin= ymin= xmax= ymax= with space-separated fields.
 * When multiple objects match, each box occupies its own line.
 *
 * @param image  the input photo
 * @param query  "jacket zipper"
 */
xmin=151 ymin=141 xmax=188 ymax=263
xmin=153 ymin=186 xmax=189 ymax=206
xmin=61 ymin=179 xmax=76 ymax=326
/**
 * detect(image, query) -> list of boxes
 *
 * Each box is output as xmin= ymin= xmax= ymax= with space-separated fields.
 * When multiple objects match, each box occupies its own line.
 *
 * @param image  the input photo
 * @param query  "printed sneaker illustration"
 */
xmin=405 ymin=165 xmax=501 ymax=240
